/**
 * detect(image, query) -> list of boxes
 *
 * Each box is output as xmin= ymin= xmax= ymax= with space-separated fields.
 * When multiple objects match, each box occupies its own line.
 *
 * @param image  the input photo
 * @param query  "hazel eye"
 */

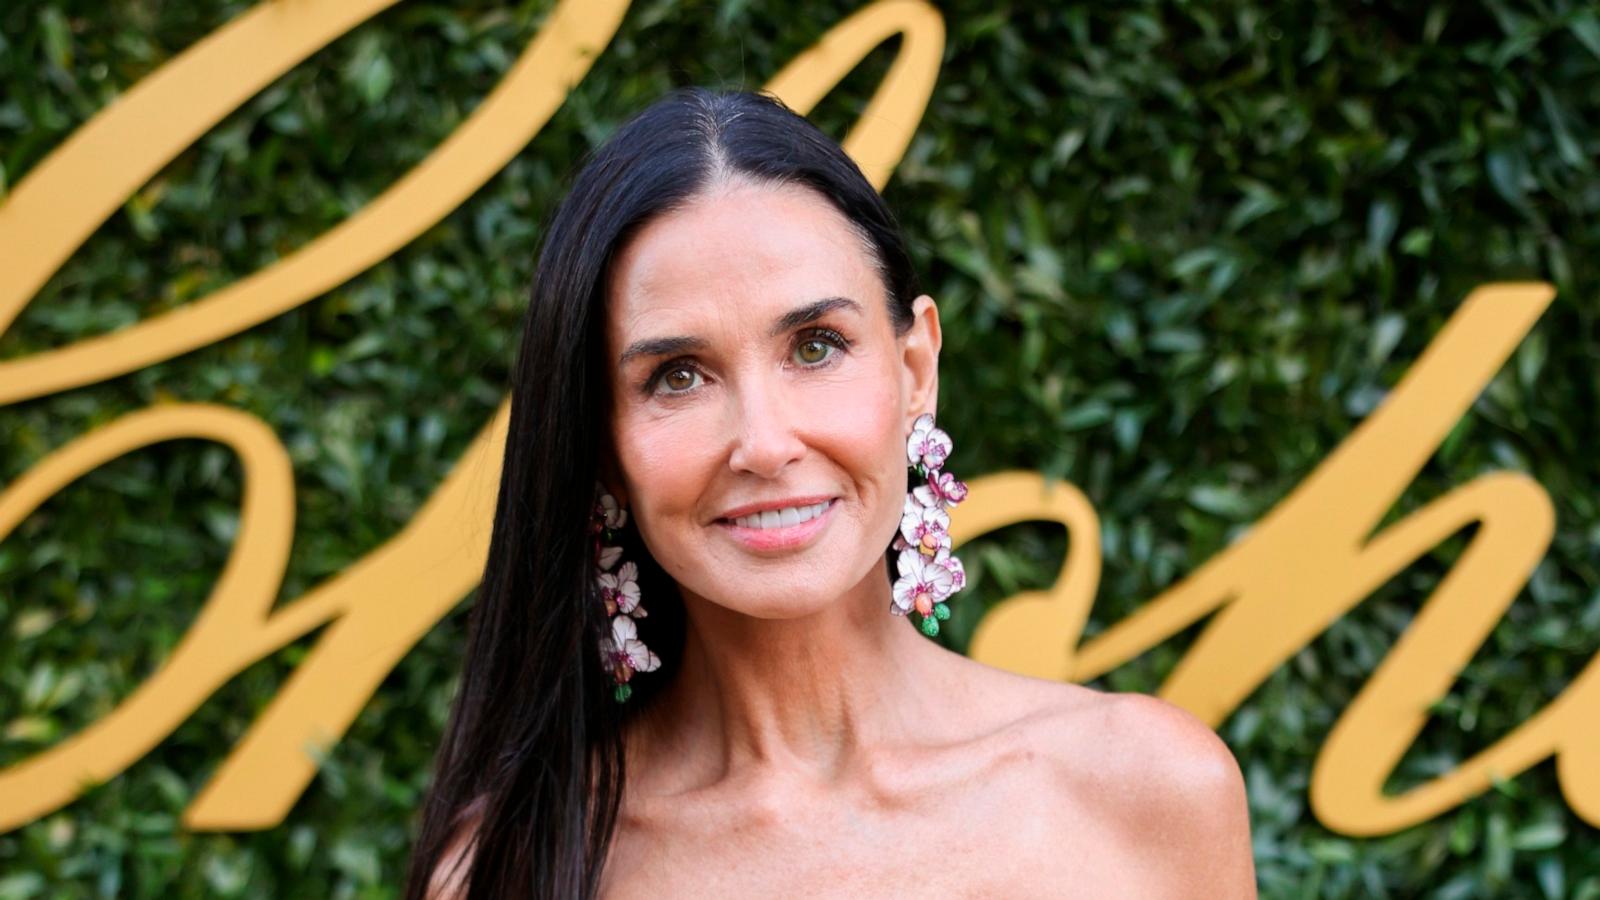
xmin=661 ymin=367 xmax=699 ymax=392
xmin=796 ymin=338 xmax=833 ymax=365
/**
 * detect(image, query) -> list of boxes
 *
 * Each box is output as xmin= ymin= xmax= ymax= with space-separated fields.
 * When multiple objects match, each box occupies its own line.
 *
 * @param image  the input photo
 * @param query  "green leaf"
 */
xmin=1187 ymin=484 xmax=1253 ymax=518
xmin=1486 ymin=146 xmax=1530 ymax=207
xmin=1569 ymin=10 xmax=1600 ymax=60
xmin=1512 ymin=821 xmax=1567 ymax=851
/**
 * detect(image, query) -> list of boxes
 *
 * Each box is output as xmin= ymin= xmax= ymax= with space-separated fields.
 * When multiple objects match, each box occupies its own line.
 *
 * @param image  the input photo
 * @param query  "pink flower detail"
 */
xmin=599 ymin=614 xmax=659 ymax=682
xmin=899 ymin=502 xmax=951 ymax=556
xmin=905 ymin=413 xmax=952 ymax=471
xmin=597 ymin=561 xmax=643 ymax=617
xmin=933 ymin=546 xmax=966 ymax=591
xmin=912 ymin=469 xmax=968 ymax=510
xmin=596 ymin=543 xmax=623 ymax=570
xmin=891 ymin=548 xmax=954 ymax=616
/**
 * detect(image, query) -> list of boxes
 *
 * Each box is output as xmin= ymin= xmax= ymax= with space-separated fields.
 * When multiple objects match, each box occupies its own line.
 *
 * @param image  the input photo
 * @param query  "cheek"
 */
xmin=796 ymin=365 xmax=905 ymax=501
xmin=806 ymin=379 xmax=900 ymax=464
xmin=613 ymin=410 xmax=712 ymax=522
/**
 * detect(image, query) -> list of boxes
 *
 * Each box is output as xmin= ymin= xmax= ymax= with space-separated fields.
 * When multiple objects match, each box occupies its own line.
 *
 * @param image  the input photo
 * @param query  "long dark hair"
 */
xmin=402 ymin=87 xmax=923 ymax=899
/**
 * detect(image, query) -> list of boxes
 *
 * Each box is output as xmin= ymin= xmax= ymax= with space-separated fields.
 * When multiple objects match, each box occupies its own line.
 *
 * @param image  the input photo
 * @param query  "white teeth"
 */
xmin=733 ymin=500 xmax=831 ymax=530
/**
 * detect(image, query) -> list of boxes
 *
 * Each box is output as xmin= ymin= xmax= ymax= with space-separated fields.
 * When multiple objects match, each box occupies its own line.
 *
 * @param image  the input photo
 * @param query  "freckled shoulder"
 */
xmin=1039 ymin=690 xmax=1256 ymax=895
xmin=951 ymin=658 xmax=1254 ymax=890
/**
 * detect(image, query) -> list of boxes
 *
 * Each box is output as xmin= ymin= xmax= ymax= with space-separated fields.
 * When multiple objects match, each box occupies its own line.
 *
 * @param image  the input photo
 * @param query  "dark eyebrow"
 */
xmin=617 ymin=296 xmax=863 ymax=369
xmin=617 ymin=335 xmax=709 ymax=369
xmin=767 ymin=296 xmax=862 ymax=337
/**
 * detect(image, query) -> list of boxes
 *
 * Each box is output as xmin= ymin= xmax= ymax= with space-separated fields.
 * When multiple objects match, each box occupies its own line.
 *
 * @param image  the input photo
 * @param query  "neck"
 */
xmin=634 ymin=562 xmax=948 ymax=783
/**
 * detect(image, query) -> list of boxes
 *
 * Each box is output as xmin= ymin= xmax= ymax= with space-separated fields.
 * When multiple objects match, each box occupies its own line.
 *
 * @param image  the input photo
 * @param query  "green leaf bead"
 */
xmin=614 ymin=683 xmax=632 ymax=703
xmin=919 ymin=614 xmax=940 ymax=637
xmin=933 ymin=602 xmax=950 ymax=621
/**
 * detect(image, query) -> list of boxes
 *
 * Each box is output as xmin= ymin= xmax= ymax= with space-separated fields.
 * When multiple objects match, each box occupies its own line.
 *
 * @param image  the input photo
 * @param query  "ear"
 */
xmin=899 ymin=294 xmax=942 ymax=431
xmin=598 ymin=444 xmax=628 ymax=509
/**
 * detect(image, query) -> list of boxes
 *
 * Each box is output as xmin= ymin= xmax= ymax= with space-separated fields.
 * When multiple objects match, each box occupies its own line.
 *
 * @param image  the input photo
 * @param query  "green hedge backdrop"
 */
xmin=2 ymin=1 xmax=1599 ymax=896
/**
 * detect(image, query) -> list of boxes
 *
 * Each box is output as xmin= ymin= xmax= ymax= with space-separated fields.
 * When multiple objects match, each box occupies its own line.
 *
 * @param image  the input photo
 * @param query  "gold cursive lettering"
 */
xmin=2 ymin=0 xmax=1591 ymax=841
xmin=962 ymin=282 xmax=1599 ymax=834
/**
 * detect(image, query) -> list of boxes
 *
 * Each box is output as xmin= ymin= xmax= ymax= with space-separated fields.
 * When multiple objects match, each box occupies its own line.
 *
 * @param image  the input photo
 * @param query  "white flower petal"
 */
xmin=904 ymin=491 xmax=927 ymax=514
xmin=892 ymin=575 xmax=914 ymax=607
xmin=611 ymin=615 xmax=638 ymax=643
xmin=934 ymin=547 xmax=966 ymax=589
xmin=623 ymin=639 xmax=659 ymax=673
xmin=895 ymin=548 xmax=923 ymax=578
xmin=906 ymin=414 xmax=935 ymax=464
xmin=920 ymin=428 xmax=953 ymax=468
xmin=616 ymin=582 xmax=642 ymax=613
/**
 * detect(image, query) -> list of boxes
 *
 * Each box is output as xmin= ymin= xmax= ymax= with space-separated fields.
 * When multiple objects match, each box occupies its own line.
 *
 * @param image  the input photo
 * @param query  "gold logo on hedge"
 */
xmin=0 ymin=0 xmax=1591 ymax=841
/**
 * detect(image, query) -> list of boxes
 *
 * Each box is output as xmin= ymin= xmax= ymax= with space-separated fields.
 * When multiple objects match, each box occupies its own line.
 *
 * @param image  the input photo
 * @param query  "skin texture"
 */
xmin=432 ymin=177 xmax=1258 ymax=897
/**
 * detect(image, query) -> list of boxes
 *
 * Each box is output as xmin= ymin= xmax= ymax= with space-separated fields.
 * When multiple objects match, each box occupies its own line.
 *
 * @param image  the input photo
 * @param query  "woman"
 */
xmin=404 ymin=87 xmax=1255 ymax=898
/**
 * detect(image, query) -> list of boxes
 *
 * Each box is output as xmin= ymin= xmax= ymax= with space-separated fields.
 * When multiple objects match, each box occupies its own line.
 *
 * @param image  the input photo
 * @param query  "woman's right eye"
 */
xmin=654 ymin=364 xmax=701 ymax=395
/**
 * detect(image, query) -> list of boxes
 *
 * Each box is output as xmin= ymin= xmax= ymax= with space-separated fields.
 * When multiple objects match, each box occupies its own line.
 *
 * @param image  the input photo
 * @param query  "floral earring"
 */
xmin=591 ymin=481 xmax=659 ymax=703
xmin=891 ymin=413 xmax=969 ymax=636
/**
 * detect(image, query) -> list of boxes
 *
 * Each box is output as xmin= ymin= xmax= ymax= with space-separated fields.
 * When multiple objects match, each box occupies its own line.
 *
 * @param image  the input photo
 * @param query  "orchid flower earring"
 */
xmin=591 ymin=481 xmax=659 ymax=703
xmin=891 ymin=413 xmax=969 ymax=636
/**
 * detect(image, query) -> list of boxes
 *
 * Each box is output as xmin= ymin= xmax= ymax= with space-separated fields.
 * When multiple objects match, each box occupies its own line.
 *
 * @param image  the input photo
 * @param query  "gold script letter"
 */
xmin=962 ymin=281 xmax=1600 ymax=834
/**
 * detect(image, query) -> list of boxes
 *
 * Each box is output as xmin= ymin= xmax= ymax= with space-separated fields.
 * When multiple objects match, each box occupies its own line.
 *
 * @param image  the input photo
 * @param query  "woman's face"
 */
xmin=603 ymin=178 xmax=940 ymax=618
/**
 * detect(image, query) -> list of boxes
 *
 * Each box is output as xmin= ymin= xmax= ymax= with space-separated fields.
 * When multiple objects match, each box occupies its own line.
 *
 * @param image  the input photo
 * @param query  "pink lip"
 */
xmin=716 ymin=498 xmax=838 ymax=553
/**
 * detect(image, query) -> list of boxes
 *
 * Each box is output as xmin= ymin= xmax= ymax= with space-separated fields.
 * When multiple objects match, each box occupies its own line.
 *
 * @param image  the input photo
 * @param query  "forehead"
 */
xmin=605 ymin=179 xmax=881 ymax=335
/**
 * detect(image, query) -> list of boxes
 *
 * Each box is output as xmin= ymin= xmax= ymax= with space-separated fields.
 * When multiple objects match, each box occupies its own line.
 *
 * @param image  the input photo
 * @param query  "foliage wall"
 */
xmin=2 ymin=1 xmax=1599 ymax=896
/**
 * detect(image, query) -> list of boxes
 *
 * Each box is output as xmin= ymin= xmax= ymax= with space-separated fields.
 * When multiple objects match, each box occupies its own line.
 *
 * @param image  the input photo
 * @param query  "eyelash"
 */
xmin=643 ymin=327 xmax=852 ymax=397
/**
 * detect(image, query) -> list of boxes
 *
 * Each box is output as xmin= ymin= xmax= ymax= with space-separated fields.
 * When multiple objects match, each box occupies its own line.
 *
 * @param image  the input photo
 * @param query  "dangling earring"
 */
xmin=890 ymin=413 xmax=969 ymax=636
xmin=591 ymin=481 xmax=660 ymax=703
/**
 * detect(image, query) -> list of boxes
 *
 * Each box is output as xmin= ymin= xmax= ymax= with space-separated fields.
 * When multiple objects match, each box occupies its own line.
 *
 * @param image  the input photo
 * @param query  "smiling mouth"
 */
xmin=719 ymin=499 xmax=836 ymax=530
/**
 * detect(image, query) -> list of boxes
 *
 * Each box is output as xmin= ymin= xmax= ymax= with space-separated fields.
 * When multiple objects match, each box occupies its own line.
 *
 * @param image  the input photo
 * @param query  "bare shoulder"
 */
xmin=1037 ymin=688 xmax=1257 ymax=896
xmin=943 ymin=660 xmax=1255 ymax=894
xmin=1083 ymin=692 xmax=1246 ymax=802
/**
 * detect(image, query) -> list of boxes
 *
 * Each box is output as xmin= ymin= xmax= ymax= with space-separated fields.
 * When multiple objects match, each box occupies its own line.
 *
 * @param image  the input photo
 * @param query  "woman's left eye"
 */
xmin=793 ymin=329 xmax=849 ymax=366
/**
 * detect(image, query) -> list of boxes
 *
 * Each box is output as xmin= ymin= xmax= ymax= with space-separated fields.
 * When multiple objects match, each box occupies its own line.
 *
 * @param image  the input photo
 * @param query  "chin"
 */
xmin=710 ymin=587 xmax=843 ymax=621
xmin=694 ymin=570 xmax=857 ymax=621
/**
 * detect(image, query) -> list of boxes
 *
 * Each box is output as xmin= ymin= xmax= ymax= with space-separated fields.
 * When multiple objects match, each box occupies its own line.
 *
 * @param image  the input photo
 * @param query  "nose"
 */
xmin=726 ymin=373 xmax=806 ymax=478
